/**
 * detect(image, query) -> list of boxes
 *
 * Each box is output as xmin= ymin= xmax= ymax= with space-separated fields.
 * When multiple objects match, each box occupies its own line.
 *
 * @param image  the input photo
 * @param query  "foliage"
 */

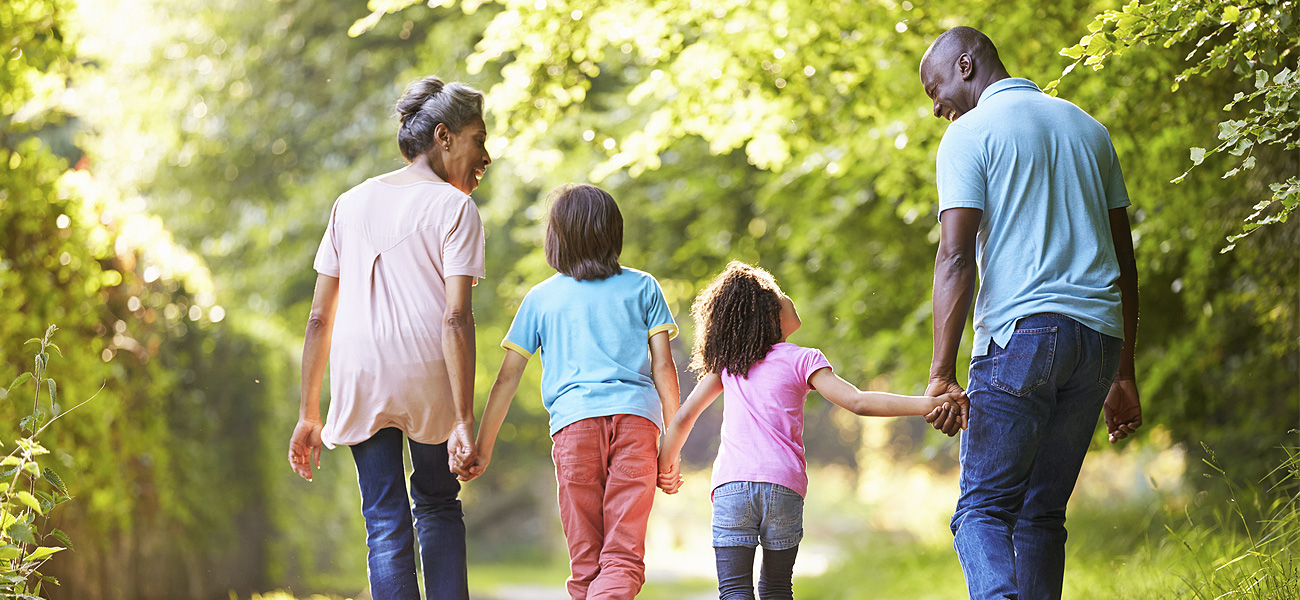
xmin=0 ymin=326 xmax=90 ymax=599
xmin=1051 ymin=0 xmax=1300 ymax=248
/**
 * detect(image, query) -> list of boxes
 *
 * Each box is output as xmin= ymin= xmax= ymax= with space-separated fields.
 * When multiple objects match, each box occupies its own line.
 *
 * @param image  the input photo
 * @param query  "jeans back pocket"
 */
xmin=991 ymin=326 xmax=1058 ymax=397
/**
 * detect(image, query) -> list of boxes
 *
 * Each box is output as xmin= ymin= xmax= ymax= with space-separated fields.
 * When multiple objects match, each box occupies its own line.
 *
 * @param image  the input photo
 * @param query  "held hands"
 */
xmin=288 ymin=418 xmax=324 ymax=481
xmin=657 ymin=456 xmax=683 ymax=494
xmin=1104 ymin=378 xmax=1141 ymax=444
xmin=924 ymin=378 xmax=969 ymax=436
xmin=447 ymin=422 xmax=480 ymax=481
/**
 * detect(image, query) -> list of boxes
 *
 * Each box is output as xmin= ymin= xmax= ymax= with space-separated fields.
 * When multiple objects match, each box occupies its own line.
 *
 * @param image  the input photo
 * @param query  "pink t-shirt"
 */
xmin=710 ymin=342 xmax=831 ymax=498
xmin=313 ymin=177 xmax=486 ymax=448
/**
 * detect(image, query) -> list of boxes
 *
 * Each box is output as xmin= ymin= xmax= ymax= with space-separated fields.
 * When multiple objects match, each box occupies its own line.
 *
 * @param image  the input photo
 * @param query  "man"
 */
xmin=918 ymin=26 xmax=1143 ymax=600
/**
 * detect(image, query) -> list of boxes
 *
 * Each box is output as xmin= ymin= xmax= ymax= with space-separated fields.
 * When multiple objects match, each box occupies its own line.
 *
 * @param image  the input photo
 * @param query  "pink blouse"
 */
xmin=313 ymin=176 xmax=485 ymax=447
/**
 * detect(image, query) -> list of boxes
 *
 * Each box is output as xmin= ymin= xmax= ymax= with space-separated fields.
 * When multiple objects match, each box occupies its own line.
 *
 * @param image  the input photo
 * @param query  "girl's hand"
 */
xmin=657 ymin=458 xmax=683 ymax=494
xmin=288 ymin=418 xmax=324 ymax=481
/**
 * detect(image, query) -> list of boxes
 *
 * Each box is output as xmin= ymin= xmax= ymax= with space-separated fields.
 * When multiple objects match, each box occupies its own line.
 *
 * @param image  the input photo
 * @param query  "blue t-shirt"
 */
xmin=937 ymin=78 xmax=1130 ymax=356
xmin=502 ymin=267 xmax=679 ymax=435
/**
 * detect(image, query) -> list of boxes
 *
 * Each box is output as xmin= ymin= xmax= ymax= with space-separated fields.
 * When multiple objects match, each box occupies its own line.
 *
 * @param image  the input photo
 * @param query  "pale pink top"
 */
xmin=711 ymin=343 xmax=831 ymax=498
xmin=313 ymin=176 xmax=486 ymax=448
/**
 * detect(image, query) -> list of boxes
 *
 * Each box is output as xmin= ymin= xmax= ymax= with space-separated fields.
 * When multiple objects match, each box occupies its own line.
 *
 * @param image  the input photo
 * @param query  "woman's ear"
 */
xmin=434 ymin=122 xmax=451 ymax=151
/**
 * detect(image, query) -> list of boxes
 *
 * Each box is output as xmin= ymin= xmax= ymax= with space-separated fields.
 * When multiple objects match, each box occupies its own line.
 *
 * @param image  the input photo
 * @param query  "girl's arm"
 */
xmin=463 ymin=349 xmax=530 ymax=481
xmin=648 ymin=331 xmax=680 ymax=434
xmin=657 ymin=373 xmax=724 ymax=494
xmin=809 ymin=367 xmax=965 ymax=418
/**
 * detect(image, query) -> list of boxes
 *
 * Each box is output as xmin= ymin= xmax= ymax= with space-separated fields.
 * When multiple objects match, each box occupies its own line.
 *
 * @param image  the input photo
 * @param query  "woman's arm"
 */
xmin=443 ymin=275 xmax=477 ymax=477
xmin=657 ymin=373 xmax=724 ymax=494
xmin=464 ymin=349 xmax=530 ymax=481
xmin=289 ymin=274 xmax=339 ymax=481
xmin=810 ymin=367 xmax=961 ymax=418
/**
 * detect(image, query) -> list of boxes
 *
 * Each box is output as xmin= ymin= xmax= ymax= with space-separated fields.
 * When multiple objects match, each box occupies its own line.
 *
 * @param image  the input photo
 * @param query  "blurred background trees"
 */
xmin=1 ymin=0 xmax=1295 ymax=597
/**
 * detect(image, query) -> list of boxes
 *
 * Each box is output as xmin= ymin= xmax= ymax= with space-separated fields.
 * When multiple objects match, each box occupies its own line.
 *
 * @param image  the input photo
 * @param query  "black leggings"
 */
xmin=715 ymin=544 xmax=800 ymax=599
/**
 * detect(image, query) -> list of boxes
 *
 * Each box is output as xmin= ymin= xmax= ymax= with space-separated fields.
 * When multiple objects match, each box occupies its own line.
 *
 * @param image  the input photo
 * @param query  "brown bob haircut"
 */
xmin=544 ymin=183 xmax=623 ymax=281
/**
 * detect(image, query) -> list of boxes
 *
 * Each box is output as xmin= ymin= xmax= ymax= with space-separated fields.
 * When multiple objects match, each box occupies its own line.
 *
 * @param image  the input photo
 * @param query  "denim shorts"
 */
xmin=711 ymin=481 xmax=804 ymax=550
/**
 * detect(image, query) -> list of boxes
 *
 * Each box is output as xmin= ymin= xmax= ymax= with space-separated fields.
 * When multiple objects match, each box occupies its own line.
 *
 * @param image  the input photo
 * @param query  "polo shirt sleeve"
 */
xmin=935 ymin=125 xmax=987 ymax=219
xmin=801 ymin=348 xmax=832 ymax=389
xmin=443 ymin=199 xmax=487 ymax=280
xmin=643 ymin=275 xmax=678 ymax=340
xmin=313 ymin=199 xmax=341 ymax=278
xmin=502 ymin=291 xmax=540 ymax=359
xmin=1104 ymin=141 xmax=1131 ymax=210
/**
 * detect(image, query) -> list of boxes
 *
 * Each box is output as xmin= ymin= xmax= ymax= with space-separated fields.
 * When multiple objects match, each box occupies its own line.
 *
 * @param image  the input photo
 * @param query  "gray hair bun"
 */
xmin=396 ymin=76 xmax=486 ymax=161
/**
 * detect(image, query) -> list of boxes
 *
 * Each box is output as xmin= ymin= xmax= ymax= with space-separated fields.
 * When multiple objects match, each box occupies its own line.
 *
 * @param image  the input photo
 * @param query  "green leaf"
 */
xmin=1 ymin=456 xmax=22 ymax=468
xmin=24 ymin=546 xmax=63 ymax=562
xmin=42 ymin=469 xmax=66 ymax=497
xmin=6 ymin=523 xmax=35 ymax=546
xmin=1190 ymin=147 xmax=1206 ymax=165
xmin=22 ymin=339 xmax=40 ymax=348
xmin=45 ymin=380 xmax=56 ymax=409
xmin=47 ymin=529 xmax=72 ymax=551
xmin=1222 ymin=5 xmax=1240 ymax=22
xmin=44 ymin=344 xmax=61 ymax=358
xmin=15 ymin=492 xmax=42 ymax=515
xmin=5 ymin=373 xmax=32 ymax=398
xmin=0 ymin=546 xmax=19 ymax=560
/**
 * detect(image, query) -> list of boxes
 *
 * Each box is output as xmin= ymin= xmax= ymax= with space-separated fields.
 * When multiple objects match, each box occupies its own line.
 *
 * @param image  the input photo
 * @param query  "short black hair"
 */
xmin=544 ymin=183 xmax=623 ymax=281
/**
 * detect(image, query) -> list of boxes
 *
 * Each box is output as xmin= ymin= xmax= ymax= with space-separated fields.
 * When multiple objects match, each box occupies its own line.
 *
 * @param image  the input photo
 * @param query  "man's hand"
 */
xmin=1104 ymin=378 xmax=1141 ymax=444
xmin=447 ymin=421 xmax=477 ymax=480
xmin=288 ymin=418 xmax=324 ymax=481
xmin=925 ymin=378 xmax=968 ymax=436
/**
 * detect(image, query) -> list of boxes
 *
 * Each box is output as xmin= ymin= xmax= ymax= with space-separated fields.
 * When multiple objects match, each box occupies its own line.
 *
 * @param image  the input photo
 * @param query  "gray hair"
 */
xmin=395 ymin=76 xmax=485 ymax=161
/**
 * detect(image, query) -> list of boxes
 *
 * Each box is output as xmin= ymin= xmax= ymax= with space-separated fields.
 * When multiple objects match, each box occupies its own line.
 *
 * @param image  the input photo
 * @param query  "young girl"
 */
xmin=463 ymin=183 xmax=680 ymax=600
xmin=657 ymin=261 xmax=966 ymax=600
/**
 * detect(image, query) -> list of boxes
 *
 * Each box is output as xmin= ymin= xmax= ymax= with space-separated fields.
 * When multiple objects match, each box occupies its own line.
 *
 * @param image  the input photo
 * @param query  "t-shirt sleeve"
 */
xmin=1104 ymin=141 xmax=1131 ymax=210
xmin=502 ymin=292 xmax=540 ymax=359
xmin=443 ymin=199 xmax=487 ymax=280
xmin=935 ymin=125 xmax=987 ymax=219
xmin=643 ymin=275 xmax=678 ymax=340
xmin=801 ymin=348 xmax=833 ymax=390
xmin=313 ymin=199 xmax=341 ymax=277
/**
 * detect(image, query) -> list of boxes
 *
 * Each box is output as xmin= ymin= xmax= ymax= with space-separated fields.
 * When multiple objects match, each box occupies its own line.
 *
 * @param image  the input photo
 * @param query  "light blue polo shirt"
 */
xmin=502 ymin=267 xmax=679 ymax=435
xmin=936 ymin=78 xmax=1130 ymax=357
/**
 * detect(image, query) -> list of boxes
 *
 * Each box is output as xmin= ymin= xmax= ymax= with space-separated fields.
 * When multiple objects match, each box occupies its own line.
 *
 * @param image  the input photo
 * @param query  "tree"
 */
xmin=1052 ymin=0 xmax=1299 ymax=248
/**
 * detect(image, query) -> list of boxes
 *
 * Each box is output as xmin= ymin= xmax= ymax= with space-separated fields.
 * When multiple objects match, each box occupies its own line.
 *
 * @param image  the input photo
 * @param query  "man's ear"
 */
xmin=958 ymin=52 xmax=975 ymax=81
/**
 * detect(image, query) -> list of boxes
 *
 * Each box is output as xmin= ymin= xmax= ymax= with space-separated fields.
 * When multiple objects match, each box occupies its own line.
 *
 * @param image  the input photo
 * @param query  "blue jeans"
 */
xmin=351 ymin=428 xmax=468 ymax=600
xmin=712 ymin=481 xmax=804 ymax=600
xmin=952 ymin=314 xmax=1121 ymax=600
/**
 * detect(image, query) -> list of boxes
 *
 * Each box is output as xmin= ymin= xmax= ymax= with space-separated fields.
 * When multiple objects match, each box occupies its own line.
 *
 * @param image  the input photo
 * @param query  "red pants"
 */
xmin=552 ymin=414 xmax=659 ymax=600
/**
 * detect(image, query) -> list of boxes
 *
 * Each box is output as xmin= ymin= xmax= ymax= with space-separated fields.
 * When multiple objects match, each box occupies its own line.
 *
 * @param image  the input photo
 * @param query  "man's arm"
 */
xmin=926 ymin=207 xmax=982 ymax=432
xmin=1105 ymin=207 xmax=1141 ymax=443
xmin=443 ymin=275 xmax=477 ymax=475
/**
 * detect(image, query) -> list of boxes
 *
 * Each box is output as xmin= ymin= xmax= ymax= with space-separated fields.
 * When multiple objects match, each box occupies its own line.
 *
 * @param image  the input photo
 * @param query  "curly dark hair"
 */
xmin=689 ymin=261 xmax=784 ymax=378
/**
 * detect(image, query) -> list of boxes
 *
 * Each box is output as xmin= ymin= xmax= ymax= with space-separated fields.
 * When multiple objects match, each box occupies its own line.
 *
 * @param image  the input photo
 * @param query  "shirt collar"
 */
xmin=978 ymin=77 xmax=1041 ymax=105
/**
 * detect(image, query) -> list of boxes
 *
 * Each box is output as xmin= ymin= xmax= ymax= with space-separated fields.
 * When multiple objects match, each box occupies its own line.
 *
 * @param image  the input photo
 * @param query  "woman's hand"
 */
xmin=447 ymin=421 xmax=478 ymax=480
xmin=457 ymin=449 xmax=491 ymax=482
xmin=288 ymin=419 xmax=324 ymax=481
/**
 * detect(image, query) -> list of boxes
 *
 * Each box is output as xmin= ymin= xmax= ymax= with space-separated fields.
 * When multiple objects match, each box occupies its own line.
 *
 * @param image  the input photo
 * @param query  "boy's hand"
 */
xmin=457 ymin=451 xmax=491 ymax=482
xmin=657 ymin=459 xmax=682 ymax=494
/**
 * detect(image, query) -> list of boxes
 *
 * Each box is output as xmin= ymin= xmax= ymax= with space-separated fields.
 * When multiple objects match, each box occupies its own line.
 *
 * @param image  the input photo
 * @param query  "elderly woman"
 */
xmin=288 ymin=75 xmax=492 ymax=600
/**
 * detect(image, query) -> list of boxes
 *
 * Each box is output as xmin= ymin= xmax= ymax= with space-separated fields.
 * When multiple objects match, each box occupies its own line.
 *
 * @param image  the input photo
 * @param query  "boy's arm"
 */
xmin=657 ymin=373 xmax=724 ymax=494
xmin=648 ymin=331 xmax=680 ymax=436
xmin=810 ymin=367 xmax=961 ymax=418
xmin=464 ymin=348 xmax=530 ymax=481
